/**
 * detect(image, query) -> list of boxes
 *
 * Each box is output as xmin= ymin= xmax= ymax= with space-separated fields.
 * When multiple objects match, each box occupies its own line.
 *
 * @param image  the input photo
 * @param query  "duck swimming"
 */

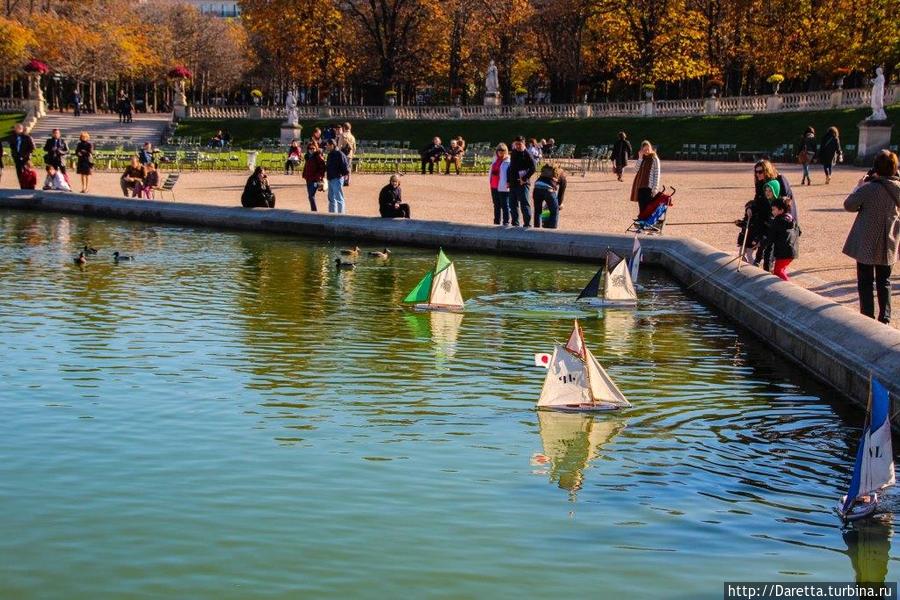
xmin=368 ymin=248 xmax=391 ymax=259
xmin=83 ymin=245 xmax=99 ymax=255
xmin=335 ymin=257 xmax=355 ymax=270
xmin=74 ymin=252 xmax=87 ymax=265
xmin=340 ymin=246 xmax=360 ymax=257
xmin=113 ymin=252 xmax=134 ymax=262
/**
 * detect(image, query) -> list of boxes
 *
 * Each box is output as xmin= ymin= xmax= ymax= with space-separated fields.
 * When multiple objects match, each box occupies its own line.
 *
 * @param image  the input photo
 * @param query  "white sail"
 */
xmin=537 ymin=344 xmax=591 ymax=408
xmin=585 ymin=347 xmax=631 ymax=408
xmin=565 ymin=320 xmax=585 ymax=358
xmin=859 ymin=418 xmax=896 ymax=497
xmin=630 ymin=237 xmax=642 ymax=284
xmin=429 ymin=262 xmax=464 ymax=309
xmin=604 ymin=257 xmax=637 ymax=303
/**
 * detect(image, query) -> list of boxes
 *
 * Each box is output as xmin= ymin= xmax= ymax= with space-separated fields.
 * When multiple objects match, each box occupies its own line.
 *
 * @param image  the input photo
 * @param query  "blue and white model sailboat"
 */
xmin=837 ymin=378 xmax=895 ymax=522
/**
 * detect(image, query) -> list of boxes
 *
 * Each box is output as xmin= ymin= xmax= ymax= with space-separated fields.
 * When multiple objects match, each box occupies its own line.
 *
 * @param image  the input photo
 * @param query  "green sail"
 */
xmin=403 ymin=270 xmax=434 ymax=303
xmin=435 ymin=248 xmax=452 ymax=274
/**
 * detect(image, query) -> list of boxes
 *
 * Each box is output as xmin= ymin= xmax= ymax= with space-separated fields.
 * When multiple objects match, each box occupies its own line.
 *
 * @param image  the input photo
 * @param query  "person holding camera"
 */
xmin=842 ymin=150 xmax=900 ymax=324
xmin=302 ymin=142 xmax=326 ymax=211
xmin=241 ymin=166 xmax=275 ymax=208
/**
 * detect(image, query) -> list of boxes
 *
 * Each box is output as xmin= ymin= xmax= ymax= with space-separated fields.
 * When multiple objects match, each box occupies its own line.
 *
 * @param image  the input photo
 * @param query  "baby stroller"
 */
xmin=627 ymin=186 xmax=676 ymax=235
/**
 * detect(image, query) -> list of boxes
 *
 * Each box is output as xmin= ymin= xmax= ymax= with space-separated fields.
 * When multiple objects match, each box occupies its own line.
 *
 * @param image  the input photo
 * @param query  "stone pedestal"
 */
xmin=247 ymin=105 xmax=262 ymax=119
xmin=766 ymin=95 xmax=783 ymax=112
xmin=173 ymin=80 xmax=188 ymax=119
xmin=280 ymin=123 xmax=303 ymax=145
xmin=856 ymin=120 xmax=893 ymax=165
xmin=483 ymin=92 xmax=501 ymax=107
xmin=450 ymin=106 xmax=463 ymax=119
xmin=640 ymin=100 xmax=655 ymax=117
xmin=705 ymin=97 xmax=719 ymax=115
xmin=576 ymin=104 xmax=591 ymax=118
xmin=830 ymin=90 xmax=843 ymax=108
xmin=384 ymin=105 xmax=397 ymax=119
xmin=317 ymin=105 xmax=332 ymax=118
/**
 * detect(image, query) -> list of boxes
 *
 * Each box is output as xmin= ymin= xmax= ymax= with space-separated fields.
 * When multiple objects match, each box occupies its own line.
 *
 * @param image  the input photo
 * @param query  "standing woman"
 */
xmin=630 ymin=140 xmax=661 ymax=215
xmin=612 ymin=131 xmax=632 ymax=182
xmin=301 ymin=141 xmax=326 ymax=212
xmin=798 ymin=126 xmax=817 ymax=185
xmin=819 ymin=126 xmax=843 ymax=184
xmin=841 ymin=150 xmax=900 ymax=324
xmin=75 ymin=131 xmax=94 ymax=194
xmin=488 ymin=143 xmax=510 ymax=226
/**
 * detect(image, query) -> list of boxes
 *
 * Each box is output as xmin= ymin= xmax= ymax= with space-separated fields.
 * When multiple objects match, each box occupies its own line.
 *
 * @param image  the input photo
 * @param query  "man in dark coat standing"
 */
xmin=612 ymin=131 xmax=633 ymax=182
xmin=508 ymin=136 xmax=536 ymax=227
xmin=9 ymin=123 xmax=35 ymax=185
xmin=43 ymin=129 xmax=69 ymax=175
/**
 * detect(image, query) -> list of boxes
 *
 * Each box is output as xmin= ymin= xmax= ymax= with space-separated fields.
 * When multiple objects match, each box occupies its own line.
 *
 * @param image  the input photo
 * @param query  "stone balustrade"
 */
xmin=0 ymin=98 xmax=26 ymax=112
xmin=170 ymin=84 xmax=899 ymax=121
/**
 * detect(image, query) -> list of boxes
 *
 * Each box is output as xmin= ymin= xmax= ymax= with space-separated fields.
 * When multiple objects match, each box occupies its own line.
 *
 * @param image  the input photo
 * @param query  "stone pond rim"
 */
xmin=1 ymin=190 xmax=897 ymax=424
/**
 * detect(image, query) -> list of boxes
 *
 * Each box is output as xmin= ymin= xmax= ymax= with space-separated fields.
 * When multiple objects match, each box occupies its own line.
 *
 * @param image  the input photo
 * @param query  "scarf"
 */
xmin=630 ymin=153 xmax=655 ymax=203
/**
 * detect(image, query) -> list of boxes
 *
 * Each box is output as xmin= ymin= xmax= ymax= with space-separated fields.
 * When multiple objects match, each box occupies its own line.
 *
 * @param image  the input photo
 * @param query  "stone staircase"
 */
xmin=28 ymin=112 xmax=173 ymax=146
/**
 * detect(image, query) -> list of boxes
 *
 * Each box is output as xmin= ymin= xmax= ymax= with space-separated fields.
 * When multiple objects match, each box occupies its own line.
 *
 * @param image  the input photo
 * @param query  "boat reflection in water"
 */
xmin=843 ymin=517 xmax=893 ymax=585
xmin=532 ymin=411 xmax=625 ymax=501
xmin=403 ymin=311 xmax=464 ymax=368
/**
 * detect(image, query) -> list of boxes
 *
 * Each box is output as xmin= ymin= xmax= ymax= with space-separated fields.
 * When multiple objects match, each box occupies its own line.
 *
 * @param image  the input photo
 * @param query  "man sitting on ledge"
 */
xmin=379 ymin=174 xmax=411 ymax=219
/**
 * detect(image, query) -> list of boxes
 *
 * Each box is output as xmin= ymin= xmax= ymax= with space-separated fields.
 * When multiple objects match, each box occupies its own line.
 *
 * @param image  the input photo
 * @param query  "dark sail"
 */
xmin=576 ymin=268 xmax=604 ymax=300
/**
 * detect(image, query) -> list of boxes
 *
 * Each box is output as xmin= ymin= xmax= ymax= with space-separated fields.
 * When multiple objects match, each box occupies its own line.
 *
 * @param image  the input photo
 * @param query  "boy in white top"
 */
xmin=42 ymin=164 xmax=71 ymax=191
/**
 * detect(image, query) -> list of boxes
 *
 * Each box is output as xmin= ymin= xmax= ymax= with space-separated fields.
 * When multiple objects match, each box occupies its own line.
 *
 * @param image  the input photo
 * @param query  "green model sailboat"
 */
xmin=403 ymin=249 xmax=465 ymax=311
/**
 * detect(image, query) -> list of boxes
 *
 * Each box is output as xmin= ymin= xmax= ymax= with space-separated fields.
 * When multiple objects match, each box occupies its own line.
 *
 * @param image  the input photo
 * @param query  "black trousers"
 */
xmin=421 ymin=158 xmax=435 ymax=174
xmin=857 ymin=263 xmax=893 ymax=324
xmin=637 ymin=187 xmax=653 ymax=215
xmin=381 ymin=203 xmax=411 ymax=218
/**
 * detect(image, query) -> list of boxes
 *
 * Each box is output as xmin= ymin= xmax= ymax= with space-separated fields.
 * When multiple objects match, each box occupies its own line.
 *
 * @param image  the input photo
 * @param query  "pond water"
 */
xmin=0 ymin=212 xmax=895 ymax=599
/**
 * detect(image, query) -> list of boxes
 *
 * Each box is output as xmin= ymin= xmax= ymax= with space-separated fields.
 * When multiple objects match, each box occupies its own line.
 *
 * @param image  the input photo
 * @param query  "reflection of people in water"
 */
xmin=843 ymin=518 xmax=892 ymax=584
xmin=532 ymin=411 xmax=624 ymax=501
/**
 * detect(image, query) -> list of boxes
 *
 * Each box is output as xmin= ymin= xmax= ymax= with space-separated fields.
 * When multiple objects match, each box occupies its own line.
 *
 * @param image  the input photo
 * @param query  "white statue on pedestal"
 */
xmin=485 ymin=60 xmax=499 ymax=95
xmin=285 ymin=91 xmax=298 ymax=125
xmin=868 ymin=67 xmax=887 ymax=121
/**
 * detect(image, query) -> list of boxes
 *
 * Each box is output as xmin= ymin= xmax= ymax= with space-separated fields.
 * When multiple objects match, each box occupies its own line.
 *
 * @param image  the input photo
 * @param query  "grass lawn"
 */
xmin=0 ymin=113 xmax=25 ymax=137
xmin=174 ymin=104 xmax=899 ymax=159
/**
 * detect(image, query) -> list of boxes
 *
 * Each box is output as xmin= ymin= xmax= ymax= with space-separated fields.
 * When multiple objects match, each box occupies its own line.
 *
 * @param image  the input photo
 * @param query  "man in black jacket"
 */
xmin=508 ymin=136 xmax=536 ymax=227
xmin=43 ymin=129 xmax=69 ymax=175
xmin=420 ymin=136 xmax=445 ymax=174
xmin=9 ymin=124 xmax=35 ymax=184
xmin=379 ymin=174 xmax=411 ymax=218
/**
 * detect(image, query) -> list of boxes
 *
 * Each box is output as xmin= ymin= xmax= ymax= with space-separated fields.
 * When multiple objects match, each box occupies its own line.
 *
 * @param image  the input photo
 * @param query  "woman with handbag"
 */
xmin=75 ymin=131 xmax=94 ymax=194
xmin=797 ymin=126 xmax=817 ymax=185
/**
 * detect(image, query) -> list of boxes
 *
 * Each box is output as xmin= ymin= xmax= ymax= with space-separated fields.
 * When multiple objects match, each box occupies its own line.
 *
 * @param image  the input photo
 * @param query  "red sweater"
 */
xmin=18 ymin=168 xmax=37 ymax=190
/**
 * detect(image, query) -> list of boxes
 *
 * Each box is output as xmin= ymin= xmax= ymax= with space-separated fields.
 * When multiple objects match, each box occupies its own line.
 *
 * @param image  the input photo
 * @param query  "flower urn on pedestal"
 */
xmin=169 ymin=66 xmax=192 ymax=119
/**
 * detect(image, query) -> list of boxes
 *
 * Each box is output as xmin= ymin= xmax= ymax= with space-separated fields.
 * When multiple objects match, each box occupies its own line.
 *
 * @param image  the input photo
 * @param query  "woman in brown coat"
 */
xmin=842 ymin=150 xmax=900 ymax=324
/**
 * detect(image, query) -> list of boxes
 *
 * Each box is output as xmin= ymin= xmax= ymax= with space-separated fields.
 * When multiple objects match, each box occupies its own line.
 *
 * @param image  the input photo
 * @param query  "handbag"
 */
xmin=797 ymin=149 xmax=809 ymax=164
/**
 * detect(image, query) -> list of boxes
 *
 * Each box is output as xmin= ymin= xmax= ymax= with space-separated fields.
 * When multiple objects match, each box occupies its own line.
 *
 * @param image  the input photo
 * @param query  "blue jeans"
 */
xmin=327 ymin=178 xmax=345 ymax=213
xmin=801 ymin=162 xmax=810 ymax=182
xmin=533 ymin=187 xmax=558 ymax=228
xmin=509 ymin=184 xmax=531 ymax=227
xmin=491 ymin=189 xmax=510 ymax=225
xmin=306 ymin=181 xmax=319 ymax=211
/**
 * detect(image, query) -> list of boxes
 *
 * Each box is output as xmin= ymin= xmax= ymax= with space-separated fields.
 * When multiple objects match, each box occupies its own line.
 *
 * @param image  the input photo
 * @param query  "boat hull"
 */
xmin=577 ymin=298 xmax=637 ymax=307
xmin=836 ymin=493 xmax=879 ymax=522
xmin=539 ymin=404 xmax=622 ymax=413
xmin=413 ymin=303 xmax=464 ymax=313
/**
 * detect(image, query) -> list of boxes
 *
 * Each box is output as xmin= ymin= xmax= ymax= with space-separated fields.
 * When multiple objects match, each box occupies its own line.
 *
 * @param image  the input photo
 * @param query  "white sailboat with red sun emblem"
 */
xmin=535 ymin=319 xmax=631 ymax=412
